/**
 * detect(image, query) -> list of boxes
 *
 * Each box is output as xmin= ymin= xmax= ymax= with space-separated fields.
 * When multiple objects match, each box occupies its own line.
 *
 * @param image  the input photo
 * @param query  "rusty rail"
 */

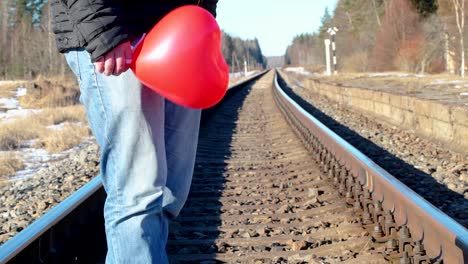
xmin=273 ymin=71 xmax=468 ymax=263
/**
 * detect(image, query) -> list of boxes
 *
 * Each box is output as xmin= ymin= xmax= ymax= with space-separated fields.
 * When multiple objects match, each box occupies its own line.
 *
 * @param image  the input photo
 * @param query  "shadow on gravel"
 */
xmin=166 ymin=81 xmax=254 ymax=263
xmin=276 ymin=73 xmax=468 ymax=227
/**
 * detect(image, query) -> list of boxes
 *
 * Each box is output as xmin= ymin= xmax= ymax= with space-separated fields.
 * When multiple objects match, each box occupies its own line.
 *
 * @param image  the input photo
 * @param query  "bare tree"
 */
xmin=419 ymin=15 xmax=445 ymax=73
xmin=452 ymin=0 xmax=465 ymax=76
xmin=0 ymin=0 xmax=10 ymax=78
xmin=371 ymin=0 xmax=382 ymax=27
xmin=372 ymin=0 xmax=421 ymax=71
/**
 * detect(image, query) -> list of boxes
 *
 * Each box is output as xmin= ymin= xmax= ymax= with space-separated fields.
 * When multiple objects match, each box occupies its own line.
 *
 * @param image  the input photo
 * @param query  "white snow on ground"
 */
xmin=368 ymin=73 xmax=411 ymax=78
xmin=0 ymin=97 xmax=20 ymax=109
xmin=7 ymin=148 xmax=67 ymax=181
xmin=229 ymin=70 xmax=258 ymax=79
xmin=46 ymin=122 xmax=85 ymax=130
xmin=229 ymin=72 xmax=243 ymax=78
xmin=0 ymin=81 xmax=17 ymax=85
xmin=295 ymin=80 xmax=305 ymax=88
xmin=6 ymin=138 xmax=94 ymax=181
xmin=0 ymin=83 xmax=52 ymax=181
xmin=15 ymin=87 xmax=27 ymax=97
xmin=431 ymin=79 xmax=466 ymax=85
xmin=0 ymin=87 xmax=28 ymax=110
xmin=46 ymin=123 xmax=66 ymax=130
xmin=365 ymin=72 xmax=426 ymax=78
xmin=0 ymin=109 xmax=42 ymax=123
xmin=284 ymin=67 xmax=311 ymax=75
xmin=0 ymin=86 xmax=38 ymax=122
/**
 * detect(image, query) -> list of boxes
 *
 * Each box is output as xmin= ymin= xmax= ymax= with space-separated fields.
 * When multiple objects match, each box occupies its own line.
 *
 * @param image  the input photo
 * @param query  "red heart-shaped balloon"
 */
xmin=131 ymin=5 xmax=229 ymax=109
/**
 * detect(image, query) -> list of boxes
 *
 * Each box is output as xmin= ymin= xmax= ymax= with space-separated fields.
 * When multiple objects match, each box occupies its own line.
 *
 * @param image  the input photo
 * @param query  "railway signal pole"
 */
xmin=327 ymin=27 xmax=339 ymax=74
xmin=244 ymin=60 xmax=248 ymax=76
xmin=324 ymin=39 xmax=332 ymax=76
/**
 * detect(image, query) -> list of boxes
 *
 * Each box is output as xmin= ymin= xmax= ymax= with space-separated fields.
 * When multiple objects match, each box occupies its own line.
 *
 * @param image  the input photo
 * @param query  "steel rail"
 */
xmin=0 ymin=176 xmax=102 ymax=264
xmin=273 ymin=72 xmax=468 ymax=263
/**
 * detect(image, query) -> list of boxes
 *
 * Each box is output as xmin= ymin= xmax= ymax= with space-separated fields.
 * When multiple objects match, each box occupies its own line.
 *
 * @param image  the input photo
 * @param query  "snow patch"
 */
xmin=7 ymin=139 xmax=92 ymax=181
xmin=229 ymin=70 xmax=258 ymax=79
xmin=367 ymin=73 xmax=410 ymax=78
xmin=47 ymin=123 xmax=66 ymax=130
xmin=0 ymin=87 xmax=28 ymax=110
xmin=0 ymin=81 xmax=17 ymax=85
xmin=0 ymin=109 xmax=42 ymax=123
xmin=366 ymin=73 xmax=426 ymax=78
xmin=284 ymin=67 xmax=311 ymax=75
xmin=15 ymin=87 xmax=27 ymax=97
xmin=0 ymin=97 xmax=20 ymax=109
xmin=431 ymin=79 xmax=466 ymax=85
xmin=295 ymin=80 xmax=305 ymax=88
xmin=0 ymin=86 xmax=39 ymax=122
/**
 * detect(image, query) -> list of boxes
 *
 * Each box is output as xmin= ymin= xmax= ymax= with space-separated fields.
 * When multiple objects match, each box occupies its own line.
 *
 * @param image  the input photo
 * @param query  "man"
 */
xmin=51 ymin=0 xmax=218 ymax=263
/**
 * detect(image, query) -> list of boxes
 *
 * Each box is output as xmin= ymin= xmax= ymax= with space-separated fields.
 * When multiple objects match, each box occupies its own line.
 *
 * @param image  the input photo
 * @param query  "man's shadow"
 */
xmin=166 ymin=77 xmax=258 ymax=263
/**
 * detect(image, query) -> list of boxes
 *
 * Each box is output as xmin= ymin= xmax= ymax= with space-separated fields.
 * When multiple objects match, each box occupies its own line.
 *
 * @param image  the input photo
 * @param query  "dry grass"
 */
xmin=35 ymin=105 xmax=87 ymax=125
xmin=0 ymin=118 xmax=45 ymax=150
xmin=0 ymin=105 xmax=87 ymax=151
xmin=303 ymin=65 xmax=326 ymax=73
xmin=0 ymin=81 xmax=26 ymax=97
xmin=312 ymin=72 xmax=468 ymax=91
xmin=0 ymin=154 xmax=24 ymax=178
xmin=35 ymin=122 xmax=91 ymax=153
xmin=341 ymin=52 xmax=369 ymax=73
xmin=317 ymin=72 xmax=467 ymax=84
xmin=0 ymin=76 xmax=87 ymax=180
xmin=19 ymin=75 xmax=80 ymax=108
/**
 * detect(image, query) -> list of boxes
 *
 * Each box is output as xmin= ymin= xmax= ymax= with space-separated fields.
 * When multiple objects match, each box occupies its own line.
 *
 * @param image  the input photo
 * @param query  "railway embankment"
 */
xmin=279 ymin=70 xmax=467 ymax=227
xmin=283 ymin=72 xmax=468 ymax=153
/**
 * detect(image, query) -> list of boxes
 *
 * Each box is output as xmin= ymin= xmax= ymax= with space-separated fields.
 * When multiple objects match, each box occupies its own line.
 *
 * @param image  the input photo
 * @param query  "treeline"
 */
xmin=0 ymin=0 xmax=67 ymax=79
xmin=222 ymin=32 xmax=267 ymax=73
xmin=0 ymin=0 xmax=266 ymax=80
xmin=286 ymin=0 xmax=467 ymax=75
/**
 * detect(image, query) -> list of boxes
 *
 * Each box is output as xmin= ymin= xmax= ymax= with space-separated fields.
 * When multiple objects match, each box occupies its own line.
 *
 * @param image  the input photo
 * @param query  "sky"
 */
xmin=216 ymin=0 xmax=338 ymax=57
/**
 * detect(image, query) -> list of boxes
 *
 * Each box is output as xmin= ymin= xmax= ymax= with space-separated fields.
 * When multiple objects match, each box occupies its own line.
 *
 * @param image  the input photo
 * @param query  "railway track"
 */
xmin=167 ymin=71 xmax=386 ymax=263
xmin=277 ymin=70 xmax=468 ymax=229
xmin=1 ymin=70 xmax=467 ymax=263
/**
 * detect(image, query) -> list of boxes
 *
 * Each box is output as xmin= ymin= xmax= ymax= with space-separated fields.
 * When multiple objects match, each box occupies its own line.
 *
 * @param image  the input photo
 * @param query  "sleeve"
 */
xmin=199 ymin=0 xmax=218 ymax=18
xmin=64 ymin=0 xmax=131 ymax=62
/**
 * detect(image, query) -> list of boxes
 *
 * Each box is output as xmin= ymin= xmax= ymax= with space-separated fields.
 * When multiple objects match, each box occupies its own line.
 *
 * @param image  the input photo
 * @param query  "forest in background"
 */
xmin=285 ymin=0 xmax=468 ymax=76
xmin=0 ymin=0 xmax=266 ymax=80
xmin=222 ymin=33 xmax=267 ymax=73
xmin=6 ymin=0 xmax=467 ymax=78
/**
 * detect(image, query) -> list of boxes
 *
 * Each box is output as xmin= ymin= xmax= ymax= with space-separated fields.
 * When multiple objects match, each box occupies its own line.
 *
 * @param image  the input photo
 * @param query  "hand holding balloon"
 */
xmin=94 ymin=41 xmax=133 ymax=76
xmin=130 ymin=5 xmax=229 ymax=109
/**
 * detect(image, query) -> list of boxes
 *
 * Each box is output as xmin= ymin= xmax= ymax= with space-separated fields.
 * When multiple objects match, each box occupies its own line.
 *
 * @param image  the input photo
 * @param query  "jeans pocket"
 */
xmin=64 ymin=50 xmax=82 ymax=84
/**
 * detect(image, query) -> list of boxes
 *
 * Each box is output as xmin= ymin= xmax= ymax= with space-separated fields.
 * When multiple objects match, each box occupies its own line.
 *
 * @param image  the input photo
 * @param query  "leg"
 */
xmin=64 ymin=49 xmax=170 ymax=264
xmin=162 ymin=100 xmax=201 ymax=218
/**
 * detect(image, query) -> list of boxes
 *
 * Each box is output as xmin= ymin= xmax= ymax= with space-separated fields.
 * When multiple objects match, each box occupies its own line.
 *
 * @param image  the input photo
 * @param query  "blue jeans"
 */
xmin=64 ymin=49 xmax=201 ymax=263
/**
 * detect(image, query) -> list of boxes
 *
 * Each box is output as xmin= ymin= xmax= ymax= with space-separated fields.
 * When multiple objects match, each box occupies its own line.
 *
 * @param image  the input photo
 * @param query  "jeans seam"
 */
xmin=91 ymin=69 xmax=112 ymax=145
xmin=75 ymin=51 xmax=82 ymax=83
xmin=89 ymin=69 xmax=123 ymax=263
xmin=103 ymin=143 xmax=123 ymax=264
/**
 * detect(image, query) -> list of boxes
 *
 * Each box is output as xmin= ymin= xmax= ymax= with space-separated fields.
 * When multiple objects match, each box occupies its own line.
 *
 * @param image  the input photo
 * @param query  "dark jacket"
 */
xmin=51 ymin=0 xmax=218 ymax=62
